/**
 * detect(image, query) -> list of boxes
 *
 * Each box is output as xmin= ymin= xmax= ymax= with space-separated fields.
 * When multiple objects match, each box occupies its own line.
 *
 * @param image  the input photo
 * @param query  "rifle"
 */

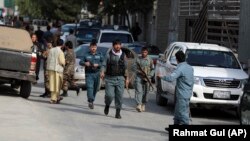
xmin=136 ymin=62 xmax=154 ymax=91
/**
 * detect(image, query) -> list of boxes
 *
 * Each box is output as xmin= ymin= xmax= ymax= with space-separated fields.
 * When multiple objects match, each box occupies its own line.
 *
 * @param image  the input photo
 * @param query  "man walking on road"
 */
xmin=80 ymin=41 xmax=103 ymax=109
xmin=46 ymin=40 xmax=65 ymax=104
xmin=100 ymin=39 xmax=129 ymax=119
xmin=157 ymin=51 xmax=194 ymax=129
xmin=61 ymin=41 xmax=80 ymax=97
xmin=134 ymin=47 xmax=154 ymax=112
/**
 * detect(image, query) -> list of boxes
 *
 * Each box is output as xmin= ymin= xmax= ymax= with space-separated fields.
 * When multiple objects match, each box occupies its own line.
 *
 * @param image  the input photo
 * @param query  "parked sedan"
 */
xmin=73 ymin=44 xmax=137 ymax=90
xmin=240 ymin=76 xmax=250 ymax=125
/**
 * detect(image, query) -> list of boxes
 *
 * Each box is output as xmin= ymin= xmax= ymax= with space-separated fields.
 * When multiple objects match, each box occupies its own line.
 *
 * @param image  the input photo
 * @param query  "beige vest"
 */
xmin=47 ymin=46 xmax=65 ymax=73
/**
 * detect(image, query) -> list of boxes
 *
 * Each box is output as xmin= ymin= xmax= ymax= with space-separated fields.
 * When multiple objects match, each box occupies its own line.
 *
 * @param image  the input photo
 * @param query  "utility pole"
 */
xmin=168 ymin=0 xmax=179 ymax=45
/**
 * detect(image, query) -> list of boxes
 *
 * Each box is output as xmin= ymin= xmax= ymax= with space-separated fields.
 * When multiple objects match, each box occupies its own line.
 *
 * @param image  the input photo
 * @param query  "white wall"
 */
xmin=0 ymin=0 xmax=4 ymax=7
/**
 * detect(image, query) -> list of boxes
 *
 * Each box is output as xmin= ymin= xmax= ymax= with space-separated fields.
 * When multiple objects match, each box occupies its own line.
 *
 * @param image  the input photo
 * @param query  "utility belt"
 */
xmin=85 ymin=68 xmax=100 ymax=73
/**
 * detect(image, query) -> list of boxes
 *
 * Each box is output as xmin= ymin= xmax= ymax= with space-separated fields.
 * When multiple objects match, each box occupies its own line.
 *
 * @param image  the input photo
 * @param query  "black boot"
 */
xmin=75 ymin=86 xmax=80 ymax=96
xmin=104 ymin=105 xmax=109 ymax=115
xmin=60 ymin=90 xmax=68 ymax=97
xmin=40 ymin=89 xmax=50 ymax=98
xmin=115 ymin=109 xmax=122 ymax=119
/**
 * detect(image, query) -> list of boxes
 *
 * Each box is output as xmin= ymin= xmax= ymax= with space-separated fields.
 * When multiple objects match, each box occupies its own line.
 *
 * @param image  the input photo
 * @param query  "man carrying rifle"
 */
xmin=80 ymin=40 xmax=103 ymax=109
xmin=134 ymin=47 xmax=154 ymax=112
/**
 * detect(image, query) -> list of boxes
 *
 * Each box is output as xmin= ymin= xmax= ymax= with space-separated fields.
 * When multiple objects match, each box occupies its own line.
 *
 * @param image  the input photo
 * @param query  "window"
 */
xmin=169 ymin=46 xmax=181 ymax=65
xmin=186 ymin=49 xmax=240 ymax=69
xmin=100 ymin=33 xmax=133 ymax=43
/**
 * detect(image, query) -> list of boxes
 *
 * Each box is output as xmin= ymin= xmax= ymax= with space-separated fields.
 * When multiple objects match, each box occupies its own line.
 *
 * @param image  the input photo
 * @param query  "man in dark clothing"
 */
xmin=130 ymin=22 xmax=142 ymax=41
xmin=43 ymin=25 xmax=53 ymax=42
xmin=100 ymin=40 xmax=129 ymax=119
xmin=31 ymin=33 xmax=45 ymax=81
xmin=35 ymin=26 xmax=44 ymax=44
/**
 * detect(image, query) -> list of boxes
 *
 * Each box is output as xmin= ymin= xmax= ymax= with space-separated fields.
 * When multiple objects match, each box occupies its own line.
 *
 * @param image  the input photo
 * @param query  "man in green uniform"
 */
xmin=134 ymin=47 xmax=154 ymax=112
xmin=100 ymin=39 xmax=129 ymax=119
xmin=61 ymin=41 xmax=80 ymax=97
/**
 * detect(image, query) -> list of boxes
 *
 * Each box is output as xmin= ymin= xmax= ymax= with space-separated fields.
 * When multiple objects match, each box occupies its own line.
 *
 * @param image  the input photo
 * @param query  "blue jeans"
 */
xmin=174 ymin=98 xmax=190 ymax=125
xmin=86 ymin=72 xmax=100 ymax=103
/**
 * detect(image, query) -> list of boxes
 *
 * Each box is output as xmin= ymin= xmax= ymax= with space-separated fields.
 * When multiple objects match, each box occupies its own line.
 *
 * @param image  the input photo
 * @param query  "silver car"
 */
xmin=73 ymin=44 xmax=137 ymax=90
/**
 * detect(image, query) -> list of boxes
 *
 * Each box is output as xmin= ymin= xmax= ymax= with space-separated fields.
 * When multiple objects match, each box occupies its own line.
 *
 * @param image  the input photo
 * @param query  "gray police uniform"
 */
xmin=102 ymin=51 xmax=127 ymax=109
xmin=80 ymin=51 xmax=103 ymax=103
xmin=134 ymin=56 xmax=154 ymax=105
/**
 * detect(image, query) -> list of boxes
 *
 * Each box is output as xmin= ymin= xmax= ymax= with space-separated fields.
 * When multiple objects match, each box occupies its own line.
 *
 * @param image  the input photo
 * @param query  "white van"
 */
xmin=156 ymin=42 xmax=249 ymax=111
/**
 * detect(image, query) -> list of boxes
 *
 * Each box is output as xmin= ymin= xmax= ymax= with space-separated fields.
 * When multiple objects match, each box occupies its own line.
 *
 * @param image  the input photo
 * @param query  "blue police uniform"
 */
xmin=102 ymin=50 xmax=128 ymax=118
xmin=161 ymin=62 xmax=194 ymax=125
xmin=80 ymin=51 xmax=103 ymax=104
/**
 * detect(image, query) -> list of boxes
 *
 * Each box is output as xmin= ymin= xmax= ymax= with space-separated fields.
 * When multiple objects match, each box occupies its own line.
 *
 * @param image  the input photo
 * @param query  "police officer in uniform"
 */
xmin=134 ymin=47 xmax=154 ymax=112
xmin=80 ymin=41 xmax=103 ymax=109
xmin=100 ymin=39 xmax=129 ymax=119
xmin=61 ymin=41 xmax=80 ymax=97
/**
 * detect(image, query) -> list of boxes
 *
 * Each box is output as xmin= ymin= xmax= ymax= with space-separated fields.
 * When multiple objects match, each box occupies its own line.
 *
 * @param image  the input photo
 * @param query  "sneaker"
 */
xmin=136 ymin=104 xmax=142 ymax=112
xmin=88 ymin=102 xmax=94 ymax=109
xmin=141 ymin=104 xmax=145 ymax=112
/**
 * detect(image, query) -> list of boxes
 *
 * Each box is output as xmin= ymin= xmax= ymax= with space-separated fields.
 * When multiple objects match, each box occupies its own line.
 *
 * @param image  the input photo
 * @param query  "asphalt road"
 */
xmin=0 ymin=70 xmax=239 ymax=141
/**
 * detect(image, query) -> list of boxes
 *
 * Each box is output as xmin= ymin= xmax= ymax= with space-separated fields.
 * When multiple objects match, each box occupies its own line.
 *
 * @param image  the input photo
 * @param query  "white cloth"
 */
xmin=112 ymin=49 xmax=122 ymax=57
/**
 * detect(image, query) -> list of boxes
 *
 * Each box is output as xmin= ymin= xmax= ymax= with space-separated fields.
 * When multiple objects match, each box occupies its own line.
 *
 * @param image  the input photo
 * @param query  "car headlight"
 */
xmin=194 ymin=77 xmax=202 ymax=85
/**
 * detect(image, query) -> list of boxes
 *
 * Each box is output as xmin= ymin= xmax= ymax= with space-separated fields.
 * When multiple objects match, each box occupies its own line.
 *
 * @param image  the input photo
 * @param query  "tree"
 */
xmin=86 ymin=0 xmax=154 ymax=27
xmin=17 ymin=0 xmax=83 ymax=21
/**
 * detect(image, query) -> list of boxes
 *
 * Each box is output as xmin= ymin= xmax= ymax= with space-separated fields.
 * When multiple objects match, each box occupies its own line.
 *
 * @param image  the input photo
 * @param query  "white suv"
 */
xmin=156 ymin=42 xmax=248 ymax=111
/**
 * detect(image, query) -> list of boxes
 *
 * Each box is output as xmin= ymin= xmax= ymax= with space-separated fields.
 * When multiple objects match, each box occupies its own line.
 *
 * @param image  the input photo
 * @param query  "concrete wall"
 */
xmin=155 ymin=0 xmax=171 ymax=52
xmin=0 ymin=0 xmax=4 ymax=8
xmin=238 ymin=0 xmax=250 ymax=64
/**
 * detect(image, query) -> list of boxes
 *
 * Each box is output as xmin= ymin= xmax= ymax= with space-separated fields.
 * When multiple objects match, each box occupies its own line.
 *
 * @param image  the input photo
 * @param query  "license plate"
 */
xmin=213 ymin=91 xmax=230 ymax=99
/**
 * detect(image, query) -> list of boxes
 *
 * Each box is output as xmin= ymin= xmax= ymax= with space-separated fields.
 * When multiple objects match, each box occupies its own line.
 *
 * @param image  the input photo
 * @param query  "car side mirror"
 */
xmin=159 ymin=54 xmax=164 ymax=59
xmin=170 ymin=57 xmax=177 ymax=66
xmin=241 ymin=62 xmax=248 ymax=72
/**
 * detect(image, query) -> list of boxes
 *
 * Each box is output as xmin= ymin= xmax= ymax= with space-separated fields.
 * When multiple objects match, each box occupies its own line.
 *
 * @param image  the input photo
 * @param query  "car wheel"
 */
xmin=20 ymin=81 xmax=31 ymax=99
xmin=156 ymin=78 xmax=168 ymax=106
xmin=240 ymin=92 xmax=250 ymax=125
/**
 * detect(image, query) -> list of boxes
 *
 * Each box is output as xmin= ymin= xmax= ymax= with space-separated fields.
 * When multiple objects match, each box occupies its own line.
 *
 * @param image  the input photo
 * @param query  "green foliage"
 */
xmin=17 ymin=0 xmax=83 ymax=21
xmin=86 ymin=0 xmax=154 ymax=15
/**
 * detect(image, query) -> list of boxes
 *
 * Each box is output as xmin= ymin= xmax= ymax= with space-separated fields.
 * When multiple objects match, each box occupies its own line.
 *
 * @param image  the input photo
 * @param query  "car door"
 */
xmin=161 ymin=45 xmax=181 ymax=95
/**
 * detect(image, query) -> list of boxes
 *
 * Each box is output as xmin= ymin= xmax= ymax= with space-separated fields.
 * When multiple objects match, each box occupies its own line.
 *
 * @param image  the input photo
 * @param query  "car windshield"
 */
xmin=74 ymin=46 xmax=109 ymax=59
xmin=186 ymin=49 xmax=240 ymax=69
xmin=62 ymin=24 xmax=77 ymax=32
xmin=76 ymin=28 xmax=100 ymax=42
xmin=100 ymin=33 xmax=133 ymax=43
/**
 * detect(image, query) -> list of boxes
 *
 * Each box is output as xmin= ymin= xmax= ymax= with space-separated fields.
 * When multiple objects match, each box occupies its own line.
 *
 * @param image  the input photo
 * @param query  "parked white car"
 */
xmin=73 ymin=44 xmax=137 ymax=90
xmin=155 ymin=42 xmax=248 ymax=112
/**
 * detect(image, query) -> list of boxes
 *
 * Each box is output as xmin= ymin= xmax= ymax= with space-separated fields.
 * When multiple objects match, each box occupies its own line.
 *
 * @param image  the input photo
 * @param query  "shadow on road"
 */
xmin=0 ymin=84 xmax=19 ymax=97
xmin=100 ymin=123 xmax=168 ymax=136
